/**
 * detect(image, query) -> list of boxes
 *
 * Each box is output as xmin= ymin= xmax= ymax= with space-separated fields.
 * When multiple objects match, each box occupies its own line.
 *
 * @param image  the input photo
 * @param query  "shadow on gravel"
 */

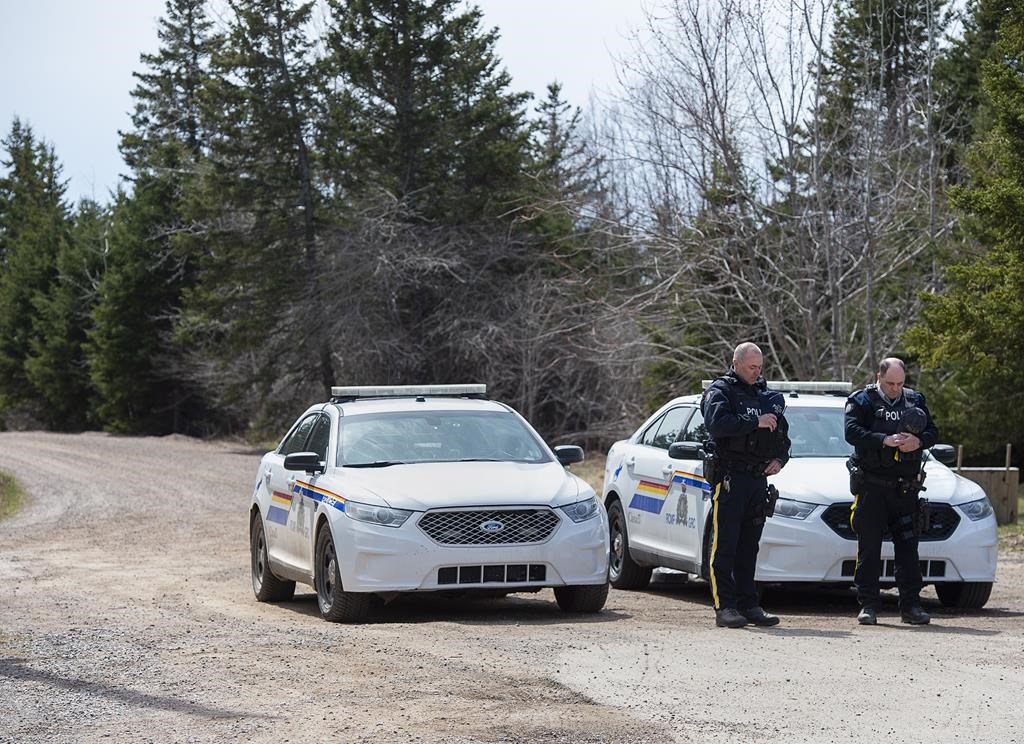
xmin=274 ymin=591 xmax=632 ymax=625
xmin=0 ymin=657 xmax=269 ymax=720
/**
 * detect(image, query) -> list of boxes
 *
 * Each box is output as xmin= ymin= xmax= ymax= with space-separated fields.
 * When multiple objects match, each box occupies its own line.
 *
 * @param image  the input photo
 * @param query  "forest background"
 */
xmin=0 ymin=0 xmax=1021 ymax=467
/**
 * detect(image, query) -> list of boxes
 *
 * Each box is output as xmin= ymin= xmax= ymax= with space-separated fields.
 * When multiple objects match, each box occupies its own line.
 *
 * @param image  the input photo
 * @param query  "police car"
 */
xmin=249 ymin=385 xmax=609 ymax=622
xmin=603 ymin=382 xmax=998 ymax=608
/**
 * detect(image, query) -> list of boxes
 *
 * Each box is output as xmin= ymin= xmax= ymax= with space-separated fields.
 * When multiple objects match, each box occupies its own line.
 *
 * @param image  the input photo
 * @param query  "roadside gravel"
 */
xmin=1 ymin=432 xmax=1021 ymax=743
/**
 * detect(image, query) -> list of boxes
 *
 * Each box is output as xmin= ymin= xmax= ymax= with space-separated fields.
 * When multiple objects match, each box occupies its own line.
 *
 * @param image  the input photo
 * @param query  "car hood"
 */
xmin=770 ymin=458 xmax=986 ymax=505
xmin=330 ymin=461 xmax=583 ymax=511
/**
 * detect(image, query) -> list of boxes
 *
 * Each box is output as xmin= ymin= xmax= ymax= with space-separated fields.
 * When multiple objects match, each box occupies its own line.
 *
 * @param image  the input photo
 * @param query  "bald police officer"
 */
xmin=845 ymin=357 xmax=938 ymax=625
xmin=701 ymin=342 xmax=791 ymax=628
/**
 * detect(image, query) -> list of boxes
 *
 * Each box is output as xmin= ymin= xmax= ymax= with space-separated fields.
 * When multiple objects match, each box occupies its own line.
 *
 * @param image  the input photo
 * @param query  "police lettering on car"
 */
xmin=701 ymin=342 xmax=791 ymax=629
xmin=845 ymin=357 xmax=938 ymax=626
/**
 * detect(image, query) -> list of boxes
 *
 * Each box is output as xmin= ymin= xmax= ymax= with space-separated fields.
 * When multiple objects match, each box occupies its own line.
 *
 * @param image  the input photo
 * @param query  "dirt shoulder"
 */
xmin=1 ymin=432 xmax=1022 ymax=743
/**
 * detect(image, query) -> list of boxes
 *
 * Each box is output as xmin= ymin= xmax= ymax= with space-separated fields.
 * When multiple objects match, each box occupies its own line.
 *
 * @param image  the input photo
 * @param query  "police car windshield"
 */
xmin=787 ymin=406 xmax=853 ymax=458
xmin=337 ymin=410 xmax=552 ymax=466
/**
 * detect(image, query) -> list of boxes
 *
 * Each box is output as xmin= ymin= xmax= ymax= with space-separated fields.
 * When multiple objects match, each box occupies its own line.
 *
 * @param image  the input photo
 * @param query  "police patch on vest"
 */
xmin=846 ymin=402 xmax=854 ymax=413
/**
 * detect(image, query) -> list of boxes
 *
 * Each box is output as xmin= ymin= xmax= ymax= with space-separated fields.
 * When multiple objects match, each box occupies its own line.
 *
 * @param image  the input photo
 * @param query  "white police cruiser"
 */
xmin=249 ymin=385 xmax=609 ymax=622
xmin=603 ymin=382 xmax=998 ymax=608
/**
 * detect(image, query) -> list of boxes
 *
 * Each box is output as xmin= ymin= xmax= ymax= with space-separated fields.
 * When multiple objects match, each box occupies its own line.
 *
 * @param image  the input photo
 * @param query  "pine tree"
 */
xmin=322 ymin=0 xmax=531 ymax=222
xmin=179 ymin=0 xmax=333 ymax=431
xmin=0 ymin=119 xmax=71 ymax=426
xmin=88 ymin=0 xmax=213 ymax=433
xmin=24 ymin=199 xmax=108 ymax=430
xmin=905 ymin=5 xmax=1024 ymax=461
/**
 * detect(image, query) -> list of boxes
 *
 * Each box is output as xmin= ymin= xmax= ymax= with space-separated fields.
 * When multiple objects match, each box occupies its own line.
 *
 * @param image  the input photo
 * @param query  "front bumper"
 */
xmin=754 ymin=506 xmax=998 ymax=583
xmin=332 ymin=507 xmax=609 ymax=593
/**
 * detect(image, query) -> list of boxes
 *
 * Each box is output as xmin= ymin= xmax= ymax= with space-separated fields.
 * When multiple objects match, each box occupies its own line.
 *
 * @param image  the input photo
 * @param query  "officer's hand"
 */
xmin=757 ymin=413 xmax=778 ymax=431
xmin=897 ymin=433 xmax=921 ymax=452
xmin=763 ymin=459 xmax=783 ymax=475
xmin=883 ymin=433 xmax=904 ymax=448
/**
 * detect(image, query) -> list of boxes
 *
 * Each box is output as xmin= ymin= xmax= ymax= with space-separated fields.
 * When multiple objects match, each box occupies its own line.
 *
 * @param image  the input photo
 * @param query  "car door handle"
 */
xmin=287 ymin=475 xmax=297 ymax=489
xmin=624 ymin=457 xmax=636 ymax=469
xmin=661 ymin=464 xmax=674 ymax=476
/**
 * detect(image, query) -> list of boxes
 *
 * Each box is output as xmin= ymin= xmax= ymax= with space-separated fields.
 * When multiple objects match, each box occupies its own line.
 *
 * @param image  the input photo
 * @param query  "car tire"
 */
xmin=935 ymin=581 xmax=993 ymax=610
xmin=250 ymin=515 xmax=296 ymax=602
xmin=554 ymin=583 xmax=609 ymax=613
xmin=314 ymin=525 xmax=371 ymax=623
xmin=607 ymin=499 xmax=653 ymax=590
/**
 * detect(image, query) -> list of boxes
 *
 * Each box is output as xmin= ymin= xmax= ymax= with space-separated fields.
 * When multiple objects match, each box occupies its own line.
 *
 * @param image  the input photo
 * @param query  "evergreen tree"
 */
xmin=322 ymin=0 xmax=531 ymax=222
xmin=24 ymin=199 xmax=108 ymax=430
xmin=88 ymin=0 xmax=213 ymax=433
xmin=179 ymin=0 xmax=333 ymax=431
xmin=905 ymin=5 xmax=1024 ymax=462
xmin=0 ymin=119 xmax=71 ymax=426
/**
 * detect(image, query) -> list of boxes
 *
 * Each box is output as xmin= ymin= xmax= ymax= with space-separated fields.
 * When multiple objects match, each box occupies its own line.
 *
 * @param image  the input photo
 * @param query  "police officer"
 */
xmin=845 ymin=357 xmax=938 ymax=626
xmin=701 ymin=342 xmax=791 ymax=628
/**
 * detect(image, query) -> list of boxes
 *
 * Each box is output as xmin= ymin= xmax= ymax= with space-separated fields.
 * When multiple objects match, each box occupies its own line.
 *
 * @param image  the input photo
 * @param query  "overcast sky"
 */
xmin=0 ymin=0 xmax=648 ymax=205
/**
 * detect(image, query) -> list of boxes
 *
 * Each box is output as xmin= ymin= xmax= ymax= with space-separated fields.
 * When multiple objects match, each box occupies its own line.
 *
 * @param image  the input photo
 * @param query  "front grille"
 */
xmin=821 ymin=503 xmax=960 ymax=542
xmin=418 ymin=508 xmax=560 ymax=545
xmin=841 ymin=559 xmax=947 ymax=579
xmin=437 ymin=564 xmax=547 ymax=585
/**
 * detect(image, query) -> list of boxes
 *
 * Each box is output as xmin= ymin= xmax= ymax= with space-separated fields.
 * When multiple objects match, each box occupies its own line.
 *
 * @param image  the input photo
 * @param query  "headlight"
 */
xmin=559 ymin=495 xmax=600 ymax=523
xmin=957 ymin=497 xmax=994 ymax=522
xmin=773 ymin=498 xmax=817 ymax=520
xmin=345 ymin=500 xmax=413 ymax=527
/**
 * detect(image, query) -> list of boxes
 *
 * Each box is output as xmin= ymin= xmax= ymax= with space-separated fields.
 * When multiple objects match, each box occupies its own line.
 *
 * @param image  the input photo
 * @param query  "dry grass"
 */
xmin=0 ymin=469 xmax=25 ymax=522
xmin=569 ymin=453 xmax=607 ymax=494
xmin=997 ymin=491 xmax=1024 ymax=552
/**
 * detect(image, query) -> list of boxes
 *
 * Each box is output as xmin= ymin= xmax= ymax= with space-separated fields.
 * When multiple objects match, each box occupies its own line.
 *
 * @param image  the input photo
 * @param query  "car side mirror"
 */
xmin=668 ymin=441 xmax=703 ymax=460
xmin=553 ymin=445 xmax=585 ymax=466
xmin=930 ymin=444 xmax=956 ymax=466
xmin=284 ymin=451 xmax=326 ymax=474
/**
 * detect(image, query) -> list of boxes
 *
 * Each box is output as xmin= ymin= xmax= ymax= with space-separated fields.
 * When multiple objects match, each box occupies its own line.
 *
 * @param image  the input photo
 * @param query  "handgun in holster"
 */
xmin=845 ymin=459 xmax=864 ymax=496
xmin=765 ymin=484 xmax=780 ymax=519
xmin=701 ymin=441 xmax=721 ymax=489
xmin=914 ymin=497 xmax=932 ymax=536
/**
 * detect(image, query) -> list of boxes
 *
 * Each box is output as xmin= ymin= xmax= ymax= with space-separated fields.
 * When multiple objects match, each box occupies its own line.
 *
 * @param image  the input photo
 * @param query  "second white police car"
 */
xmin=603 ymin=382 xmax=997 ymax=608
xmin=249 ymin=385 xmax=609 ymax=622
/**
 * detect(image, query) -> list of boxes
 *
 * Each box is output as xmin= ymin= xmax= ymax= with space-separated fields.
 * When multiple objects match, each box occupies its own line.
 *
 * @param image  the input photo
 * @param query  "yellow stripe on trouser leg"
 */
xmin=850 ymin=494 xmax=859 ymax=574
xmin=710 ymin=482 xmax=722 ymax=609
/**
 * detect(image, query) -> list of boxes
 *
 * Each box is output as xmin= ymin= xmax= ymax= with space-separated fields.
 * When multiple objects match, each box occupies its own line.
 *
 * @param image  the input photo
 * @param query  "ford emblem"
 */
xmin=480 ymin=520 xmax=505 ymax=533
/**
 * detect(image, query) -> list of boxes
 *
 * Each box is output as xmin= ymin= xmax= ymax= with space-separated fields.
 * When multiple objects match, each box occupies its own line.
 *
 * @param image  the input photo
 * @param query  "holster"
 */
xmin=914 ymin=498 xmax=932 ymax=536
xmin=846 ymin=459 xmax=864 ymax=496
xmin=702 ymin=445 xmax=721 ymax=489
xmin=765 ymin=484 xmax=780 ymax=519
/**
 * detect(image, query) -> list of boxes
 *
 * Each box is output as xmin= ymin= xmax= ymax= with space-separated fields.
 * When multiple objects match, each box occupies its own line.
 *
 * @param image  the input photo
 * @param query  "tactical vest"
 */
xmin=706 ymin=378 xmax=786 ymax=463
xmin=854 ymin=385 xmax=925 ymax=475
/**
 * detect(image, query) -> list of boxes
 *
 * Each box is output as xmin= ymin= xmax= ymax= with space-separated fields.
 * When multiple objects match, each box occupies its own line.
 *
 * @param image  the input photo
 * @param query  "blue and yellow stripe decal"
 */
xmin=267 ymin=490 xmax=293 ymax=525
xmin=293 ymin=480 xmax=347 ymax=512
xmin=672 ymin=469 xmax=712 ymax=492
xmin=629 ymin=480 xmax=670 ymax=514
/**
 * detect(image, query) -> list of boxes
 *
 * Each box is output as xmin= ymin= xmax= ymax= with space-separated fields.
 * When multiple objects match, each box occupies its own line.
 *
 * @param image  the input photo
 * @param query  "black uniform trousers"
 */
xmin=709 ymin=470 xmax=766 ymax=611
xmin=850 ymin=481 xmax=923 ymax=611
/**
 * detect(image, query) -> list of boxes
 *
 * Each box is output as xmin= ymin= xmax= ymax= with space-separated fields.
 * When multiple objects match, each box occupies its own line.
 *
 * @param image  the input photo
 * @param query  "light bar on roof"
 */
xmin=331 ymin=384 xmax=487 ymax=398
xmin=701 ymin=380 xmax=852 ymax=394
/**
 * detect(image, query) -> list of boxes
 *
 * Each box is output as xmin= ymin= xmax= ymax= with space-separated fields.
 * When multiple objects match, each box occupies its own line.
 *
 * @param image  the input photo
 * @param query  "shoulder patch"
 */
xmin=845 ymin=401 xmax=855 ymax=414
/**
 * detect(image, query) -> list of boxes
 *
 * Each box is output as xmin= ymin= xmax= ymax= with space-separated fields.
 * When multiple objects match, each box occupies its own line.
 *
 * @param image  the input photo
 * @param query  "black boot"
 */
xmin=715 ymin=608 xmax=748 ymax=628
xmin=740 ymin=606 xmax=780 ymax=627
xmin=900 ymin=605 xmax=930 ymax=625
xmin=857 ymin=607 xmax=877 ymax=625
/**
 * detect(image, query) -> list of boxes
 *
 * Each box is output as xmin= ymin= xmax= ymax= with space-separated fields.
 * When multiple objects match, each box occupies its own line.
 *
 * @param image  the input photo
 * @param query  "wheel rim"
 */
xmin=251 ymin=522 xmax=267 ymax=593
xmin=317 ymin=537 xmax=337 ymax=612
xmin=610 ymin=510 xmax=625 ymax=579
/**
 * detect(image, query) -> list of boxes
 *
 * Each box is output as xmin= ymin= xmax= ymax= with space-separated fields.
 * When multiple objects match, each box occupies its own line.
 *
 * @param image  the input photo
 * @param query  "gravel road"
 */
xmin=1 ymin=432 xmax=1022 ymax=743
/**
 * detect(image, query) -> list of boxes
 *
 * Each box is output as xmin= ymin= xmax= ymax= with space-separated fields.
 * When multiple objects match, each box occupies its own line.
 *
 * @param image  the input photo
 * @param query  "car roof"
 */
xmin=332 ymin=396 xmax=512 ymax=417
xmin=667 ymin=392 xmax=848 ymax=409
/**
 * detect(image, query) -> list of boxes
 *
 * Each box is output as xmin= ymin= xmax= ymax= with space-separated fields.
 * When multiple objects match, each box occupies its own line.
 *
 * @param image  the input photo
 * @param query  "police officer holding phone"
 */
xmin=845 ymin=357 xmax=938 ymax=625
xmin=701 ymin=342 xmax=791 ymax=629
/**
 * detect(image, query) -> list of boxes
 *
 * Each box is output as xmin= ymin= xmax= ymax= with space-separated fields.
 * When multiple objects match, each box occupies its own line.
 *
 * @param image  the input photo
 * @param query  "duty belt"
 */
xmin=722 ymin=459 xmax=767 ymax=475
xmin=861 ymin=471 xmax=915 ymax=489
